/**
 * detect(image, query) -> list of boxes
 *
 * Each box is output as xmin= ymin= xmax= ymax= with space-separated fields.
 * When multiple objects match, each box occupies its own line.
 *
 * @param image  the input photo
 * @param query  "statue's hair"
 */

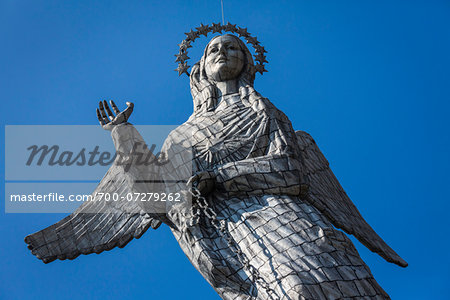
xmin=190 ymin=34 xmax=265 ymax=114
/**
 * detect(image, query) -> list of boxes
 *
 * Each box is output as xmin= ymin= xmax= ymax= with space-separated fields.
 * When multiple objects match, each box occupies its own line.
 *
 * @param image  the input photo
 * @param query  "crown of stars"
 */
xmin=175 ymin=23 xmax=268 ymax=77
xmin=175 ymin=61 xmax=190 ymax=76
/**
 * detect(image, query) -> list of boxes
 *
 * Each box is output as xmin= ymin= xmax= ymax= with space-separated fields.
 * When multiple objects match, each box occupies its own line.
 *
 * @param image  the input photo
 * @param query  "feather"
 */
xmin=296 ymin=130 xmax=407 ymax=267
xmin=24 ymin=162 xmax=160 ymax=263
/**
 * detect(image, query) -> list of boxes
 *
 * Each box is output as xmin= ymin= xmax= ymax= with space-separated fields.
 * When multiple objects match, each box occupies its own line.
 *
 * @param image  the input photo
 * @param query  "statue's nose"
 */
xmin=218 ymin=46 xmax=227 ymax=56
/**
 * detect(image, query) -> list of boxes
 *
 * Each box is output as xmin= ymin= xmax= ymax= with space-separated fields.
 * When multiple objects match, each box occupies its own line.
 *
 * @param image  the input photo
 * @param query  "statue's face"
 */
xmin=204 ymin=35 xmax=245 ymax=81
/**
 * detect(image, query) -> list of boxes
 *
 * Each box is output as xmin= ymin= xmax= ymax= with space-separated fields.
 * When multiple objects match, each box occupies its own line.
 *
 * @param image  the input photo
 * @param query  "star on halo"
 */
xmin=195 ymin=23 xmax=210 ymax=37
xmin=255 ymin=45 xmax=267 ymax=53
xmin=254 ymin=53 xmax=268 ymax=64
xmin=184 ymin=29 xmax=199 ymax=41
xmin=175 ymin=52 xmax=190 ymax=63
xmin=245 ymin=36 xmax=260 ymax=45
xmin=255 ymin=64 xmax=267 ymax=74
xmin=211 ymin=23 xmax=223 ymax=34
xmin=224 ymin=22 xmax=238 ymax=33
xmin=178 ymin=40 xmax=192 ymax=51
xmin=175 ymin=62 xmax=190 ymax=76
xmin=237 ymin=27 xmax=250 ymax=38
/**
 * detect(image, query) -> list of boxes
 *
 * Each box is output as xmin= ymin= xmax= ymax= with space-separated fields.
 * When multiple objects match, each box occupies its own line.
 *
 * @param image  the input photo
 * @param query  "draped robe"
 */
xmin=156 ymin=92 xmax=390 ymax=300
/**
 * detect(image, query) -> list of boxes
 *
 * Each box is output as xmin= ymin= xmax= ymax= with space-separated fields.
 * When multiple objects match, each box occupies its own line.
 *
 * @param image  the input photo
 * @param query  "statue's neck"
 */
xmin=215 ymin=80 xmax=239 ymax=99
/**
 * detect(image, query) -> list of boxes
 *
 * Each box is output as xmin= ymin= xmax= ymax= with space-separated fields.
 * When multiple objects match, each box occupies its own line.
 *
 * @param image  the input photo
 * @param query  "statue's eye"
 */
xmin=228 ymin=46 xmax=237 ymax=50
xmin=210 ymin=48 xmax=218 ymax=53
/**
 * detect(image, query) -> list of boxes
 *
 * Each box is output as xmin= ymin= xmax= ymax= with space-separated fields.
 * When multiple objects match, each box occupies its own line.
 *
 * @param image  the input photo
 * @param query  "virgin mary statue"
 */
xmin=25 ymin=33 xmax=407 ymax=300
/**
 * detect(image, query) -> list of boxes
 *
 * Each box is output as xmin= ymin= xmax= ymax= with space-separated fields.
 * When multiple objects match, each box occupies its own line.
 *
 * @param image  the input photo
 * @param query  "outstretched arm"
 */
xmin=24 ymin=158 xmax=162 ymax=263
xmin=24 ymin=101 xmax=164 ymax=263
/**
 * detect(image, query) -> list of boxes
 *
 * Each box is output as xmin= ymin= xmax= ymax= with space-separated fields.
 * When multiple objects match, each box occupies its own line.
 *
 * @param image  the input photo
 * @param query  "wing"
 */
xmin=24 ymin=163 xmax=162 ymax=264
xmin=296 ymin=130 xmax=407 ymax=267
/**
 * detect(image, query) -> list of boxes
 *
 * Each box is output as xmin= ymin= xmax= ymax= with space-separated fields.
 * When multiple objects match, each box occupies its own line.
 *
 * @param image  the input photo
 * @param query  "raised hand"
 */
xmin=96 ymin=100 xmax=134 ymax=131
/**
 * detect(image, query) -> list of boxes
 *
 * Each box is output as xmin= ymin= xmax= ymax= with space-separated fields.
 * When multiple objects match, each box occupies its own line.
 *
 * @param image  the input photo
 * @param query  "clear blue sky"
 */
xmin=1 ymin=0 xmax=449 ymax=299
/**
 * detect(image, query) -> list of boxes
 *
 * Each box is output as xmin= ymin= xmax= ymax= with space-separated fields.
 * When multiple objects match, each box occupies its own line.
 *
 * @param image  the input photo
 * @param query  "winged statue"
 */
xmin=25 ymin=25 xmax=407 ymax=300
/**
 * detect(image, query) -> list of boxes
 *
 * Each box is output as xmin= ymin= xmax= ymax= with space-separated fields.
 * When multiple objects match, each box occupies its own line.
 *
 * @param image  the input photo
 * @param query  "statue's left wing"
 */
xmin=296 ymin=130 xmax=407 ymax=267
xmin=24 ymin=163 xmax=162 ymax=264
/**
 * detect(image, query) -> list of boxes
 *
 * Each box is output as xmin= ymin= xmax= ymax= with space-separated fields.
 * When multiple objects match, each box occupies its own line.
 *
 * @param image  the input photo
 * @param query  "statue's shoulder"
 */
xmin=162 ymin=118 xmax=195 ymax=148
xmin=295 ymin=130 xmax=314 ymax=141
xmin=294 ymin=130 xmax=316 ymax=151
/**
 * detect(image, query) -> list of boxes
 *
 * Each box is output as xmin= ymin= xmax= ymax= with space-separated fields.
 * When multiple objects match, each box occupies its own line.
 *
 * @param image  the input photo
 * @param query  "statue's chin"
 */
xmin=206 ymin=64 xmax=242 ymax=82
xmin=209 ymin=71 xmax=239 ymax=82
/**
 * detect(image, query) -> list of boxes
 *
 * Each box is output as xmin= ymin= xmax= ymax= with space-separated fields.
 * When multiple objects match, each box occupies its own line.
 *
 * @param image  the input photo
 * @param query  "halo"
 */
xmin=175 ymin=22 xmax=268 ymax=77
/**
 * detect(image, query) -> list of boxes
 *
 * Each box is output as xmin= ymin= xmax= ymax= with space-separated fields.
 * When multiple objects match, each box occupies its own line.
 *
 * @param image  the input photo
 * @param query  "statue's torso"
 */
xmin=161 ymin=94 xmax=387 ymax=300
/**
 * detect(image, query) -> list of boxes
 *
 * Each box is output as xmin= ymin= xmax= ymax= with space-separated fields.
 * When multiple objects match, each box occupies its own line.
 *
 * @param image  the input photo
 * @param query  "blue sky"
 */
xmin=1 ymin=0 xmax=449 ymax=299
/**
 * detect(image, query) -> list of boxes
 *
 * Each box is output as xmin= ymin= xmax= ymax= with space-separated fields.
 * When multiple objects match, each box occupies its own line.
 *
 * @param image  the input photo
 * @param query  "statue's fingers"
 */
xmin=98 ymin=101 xmax=108 ymax=119
xmin=110 ymin=100 xmax=120 ymax=114
xmin=103 ymin=100 xmax=115 ymax=121
xmin=123 ymin=101 xmax=134 ymax=120
xmin=96 ymin=108 xmax=106 ymax=126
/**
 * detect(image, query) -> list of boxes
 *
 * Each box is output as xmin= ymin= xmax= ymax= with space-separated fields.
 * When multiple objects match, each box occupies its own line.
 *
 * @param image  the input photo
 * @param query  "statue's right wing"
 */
xmin=296 ymin=130 xmax=407 ymax=267
xmin=24 ymin=163 xmax=162 ymax=264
